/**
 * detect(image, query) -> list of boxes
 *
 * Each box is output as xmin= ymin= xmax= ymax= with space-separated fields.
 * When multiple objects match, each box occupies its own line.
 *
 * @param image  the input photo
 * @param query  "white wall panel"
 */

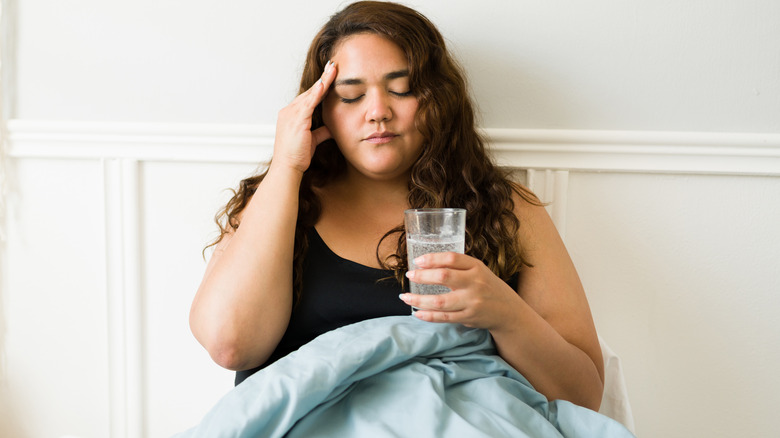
xmin=140 ymin=160 xmax=258 ymax=437
xmin=566 ymin=172 xmax=780 ymax=437
xmin=1 ymin=152 xmax=262 ymax=437
xmin=4 ymin=158 xmax=110 ymax=438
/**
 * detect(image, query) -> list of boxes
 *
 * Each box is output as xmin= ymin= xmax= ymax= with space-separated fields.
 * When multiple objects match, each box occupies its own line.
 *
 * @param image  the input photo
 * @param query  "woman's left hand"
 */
xmin=399 ymin=252 xmax=522 ymax=330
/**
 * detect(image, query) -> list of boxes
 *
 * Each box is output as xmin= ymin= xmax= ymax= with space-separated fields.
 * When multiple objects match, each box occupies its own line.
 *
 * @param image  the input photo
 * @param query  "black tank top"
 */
xmin=234 ymin=228 xmax=410 ymax=385
xmin=234 ymin=227 xmax=520 ymax=386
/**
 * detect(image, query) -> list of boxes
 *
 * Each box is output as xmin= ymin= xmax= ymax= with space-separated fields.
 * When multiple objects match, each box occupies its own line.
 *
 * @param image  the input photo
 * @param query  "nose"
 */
xmin=365 ymin=92 xmax=393 ymax=123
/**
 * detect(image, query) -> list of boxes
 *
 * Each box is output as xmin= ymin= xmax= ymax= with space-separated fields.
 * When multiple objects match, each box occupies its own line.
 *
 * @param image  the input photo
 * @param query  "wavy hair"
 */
xmin=209 ymin=1 xmax=540 ymax=304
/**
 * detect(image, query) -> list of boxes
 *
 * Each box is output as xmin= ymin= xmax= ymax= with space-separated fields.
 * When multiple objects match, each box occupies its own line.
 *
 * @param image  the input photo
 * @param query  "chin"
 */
xmin=359 ymin=166 xmax=406 ymax=181
xmin=363 ymin=161 xmax=407 ymax=176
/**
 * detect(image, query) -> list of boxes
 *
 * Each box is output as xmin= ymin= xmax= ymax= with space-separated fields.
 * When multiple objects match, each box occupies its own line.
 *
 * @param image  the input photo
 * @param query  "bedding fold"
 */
xmin=174 ymin=315 xmax=634 ymax=437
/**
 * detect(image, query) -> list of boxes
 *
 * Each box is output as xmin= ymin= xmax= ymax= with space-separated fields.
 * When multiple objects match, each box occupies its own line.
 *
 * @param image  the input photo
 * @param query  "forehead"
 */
xmin=330 ymin=33 xmax=408 ymax=77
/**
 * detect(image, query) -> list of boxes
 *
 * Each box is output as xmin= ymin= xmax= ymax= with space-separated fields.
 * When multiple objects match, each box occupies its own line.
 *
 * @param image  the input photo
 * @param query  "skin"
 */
xmin=190 ymin=32 xmax=604 ymax=411
xmin=316 ymin=33 xmax=425 ymax=265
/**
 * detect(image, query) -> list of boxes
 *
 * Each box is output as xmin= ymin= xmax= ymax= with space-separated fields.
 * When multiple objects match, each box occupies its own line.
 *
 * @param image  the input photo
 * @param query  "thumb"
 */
xmin=311 ymin=125 xmax=332 ymax=148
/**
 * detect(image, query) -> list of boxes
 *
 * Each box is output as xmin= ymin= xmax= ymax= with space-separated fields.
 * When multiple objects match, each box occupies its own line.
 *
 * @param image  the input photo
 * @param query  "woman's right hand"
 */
xmin=272 ymin=60 xmax=338 ymax=174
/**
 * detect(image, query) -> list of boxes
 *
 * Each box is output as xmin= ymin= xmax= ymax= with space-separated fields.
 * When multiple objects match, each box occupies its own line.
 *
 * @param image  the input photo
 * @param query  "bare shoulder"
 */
xmin=510 ymin=183 xmax=582 ymax=311
xmin=510 ymin=184 xmax=558 ymax=258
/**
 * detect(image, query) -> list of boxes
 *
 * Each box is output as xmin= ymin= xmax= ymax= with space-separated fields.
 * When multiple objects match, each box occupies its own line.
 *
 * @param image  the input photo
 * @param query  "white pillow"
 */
xmin=598 ymin=336 xmax=636 ymax=434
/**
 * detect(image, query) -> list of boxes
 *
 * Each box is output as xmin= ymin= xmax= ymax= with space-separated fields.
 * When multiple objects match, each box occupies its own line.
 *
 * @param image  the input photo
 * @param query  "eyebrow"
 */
xmin=334 ymin=69 xmax=410 ymax=87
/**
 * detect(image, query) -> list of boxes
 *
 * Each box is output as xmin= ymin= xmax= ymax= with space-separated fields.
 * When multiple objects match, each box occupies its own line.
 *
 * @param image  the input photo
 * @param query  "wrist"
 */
xmin=487 ymin=293 xmax=530 ymax=339
xmin=268 ymin=159 xmax=306 ymax=180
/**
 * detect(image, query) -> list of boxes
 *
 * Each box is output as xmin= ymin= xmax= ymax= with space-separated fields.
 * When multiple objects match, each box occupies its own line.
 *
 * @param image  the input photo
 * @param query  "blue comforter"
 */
xmin=175 ymin=316 xmax=634 ymax=437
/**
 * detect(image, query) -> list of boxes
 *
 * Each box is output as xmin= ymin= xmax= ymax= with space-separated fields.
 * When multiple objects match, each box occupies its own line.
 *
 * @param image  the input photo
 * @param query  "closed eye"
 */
xmin=337 ymin=90 xmax=413 ymax=104
xmin=340 ymin=95 xmax=364 ymax=104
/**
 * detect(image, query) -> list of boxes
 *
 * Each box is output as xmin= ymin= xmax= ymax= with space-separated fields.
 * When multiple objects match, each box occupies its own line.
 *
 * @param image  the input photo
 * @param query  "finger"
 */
xmin=412 ymin=309 xmax=469 ymax=324
xmin=399 ymin=291 xmax=465 ymax=312
xmin=405 ymin=267 xmax=465 ymax=290
xmin=320 ymin=60 xmax=338 ymax=90
xmin=412 ymin=251 xmax=473 ymax=270
xmin=302 ymin=60 xmax=337 ymax=106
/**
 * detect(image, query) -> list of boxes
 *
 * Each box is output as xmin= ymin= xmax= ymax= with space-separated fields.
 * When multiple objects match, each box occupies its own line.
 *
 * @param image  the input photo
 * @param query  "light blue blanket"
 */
xmin=175 ymin=316 xmax=634 ymax=437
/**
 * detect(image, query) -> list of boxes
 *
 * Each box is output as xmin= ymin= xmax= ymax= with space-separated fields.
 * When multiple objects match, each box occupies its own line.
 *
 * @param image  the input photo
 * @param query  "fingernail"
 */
xmin=398 ymin=293 xmax=408 ymax=301
xmin=413 ymin=256 xmax=425 ymax=266
xmin=324 ymin=60 xmax=332 ymax=73
xmin=405 ymin=270 xmax=415 ymax=279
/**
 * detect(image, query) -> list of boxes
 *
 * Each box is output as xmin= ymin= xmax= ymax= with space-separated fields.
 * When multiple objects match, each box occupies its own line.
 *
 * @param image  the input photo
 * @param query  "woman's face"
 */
xmin=322 ymin=33 xmax=424 ymax=182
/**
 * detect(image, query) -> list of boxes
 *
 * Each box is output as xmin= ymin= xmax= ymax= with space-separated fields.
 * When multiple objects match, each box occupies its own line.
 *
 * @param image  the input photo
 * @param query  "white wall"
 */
xmin=12 ymin=0 xmax=780 ymax=131
xmin=2 ymin=1 xmax=780 ymax=437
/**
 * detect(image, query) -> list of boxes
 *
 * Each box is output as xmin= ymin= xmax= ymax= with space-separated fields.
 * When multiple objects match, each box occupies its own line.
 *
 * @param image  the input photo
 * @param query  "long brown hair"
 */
xmin=210 ymin=1 xmax=540 ymax=304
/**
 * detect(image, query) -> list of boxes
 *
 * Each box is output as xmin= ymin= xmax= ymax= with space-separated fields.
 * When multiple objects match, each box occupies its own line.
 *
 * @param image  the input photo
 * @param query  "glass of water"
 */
xmin=404 ymin=208 xmax=466 ymax=310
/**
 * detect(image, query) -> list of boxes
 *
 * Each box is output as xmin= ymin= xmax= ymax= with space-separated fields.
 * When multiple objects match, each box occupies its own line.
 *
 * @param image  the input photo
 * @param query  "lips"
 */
xmin=364 ymin=131 xmax=398 ymax=144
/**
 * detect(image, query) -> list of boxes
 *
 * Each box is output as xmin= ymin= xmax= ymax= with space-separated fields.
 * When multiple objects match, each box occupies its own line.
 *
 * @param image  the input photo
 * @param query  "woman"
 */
xmin=189 ymin=1 xmax=604 ymax=411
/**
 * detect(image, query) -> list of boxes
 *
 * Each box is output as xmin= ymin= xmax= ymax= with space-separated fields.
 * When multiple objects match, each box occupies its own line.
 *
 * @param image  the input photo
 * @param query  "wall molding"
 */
xmin=102 ymin=159 xmax=145 ymax=438
xmin=6 ymin=120 xmax=274 ymax=164
xmin=526 ymin=169 xmax=569 ymax=239
xmin=487 ymin=128 xmax=780 ymax=176
xmin=7 ymin=119 xmax=780 ymax=175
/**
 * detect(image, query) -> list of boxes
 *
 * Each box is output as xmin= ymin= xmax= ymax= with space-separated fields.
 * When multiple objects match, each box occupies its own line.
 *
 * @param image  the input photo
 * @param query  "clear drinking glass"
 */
xmin=404 ymin=208 xmax=466 ymax=305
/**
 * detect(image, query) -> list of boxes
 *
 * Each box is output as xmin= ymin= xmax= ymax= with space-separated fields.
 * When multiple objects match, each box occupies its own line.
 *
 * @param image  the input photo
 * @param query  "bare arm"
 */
xmin=189 ymin=61 xmax=338 ymax=371
xmin=491 ymin=196 xmax=604 ymax=409
xmin=189 ymin=166 xmax=301 ymax=370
